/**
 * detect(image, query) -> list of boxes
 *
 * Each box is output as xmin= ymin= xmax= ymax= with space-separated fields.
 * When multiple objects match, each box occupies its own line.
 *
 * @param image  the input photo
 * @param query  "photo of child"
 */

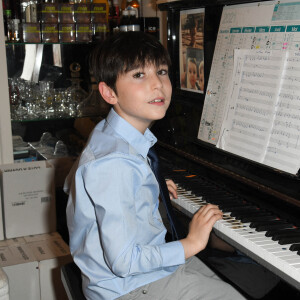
xmin=179 ymin=8 xmax=205 ymax=94
xmin=181 ymin=47 xmax=204 ymax=93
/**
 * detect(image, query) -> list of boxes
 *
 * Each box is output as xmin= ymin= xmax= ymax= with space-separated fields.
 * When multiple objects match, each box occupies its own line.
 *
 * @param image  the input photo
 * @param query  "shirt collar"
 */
xmin=106 ymin=108 xmax=157 ymax=158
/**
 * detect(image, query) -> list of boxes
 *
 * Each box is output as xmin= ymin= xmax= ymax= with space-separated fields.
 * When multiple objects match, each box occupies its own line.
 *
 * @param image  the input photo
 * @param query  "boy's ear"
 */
xmin=98 ymin=82 xmax=118 ymax=105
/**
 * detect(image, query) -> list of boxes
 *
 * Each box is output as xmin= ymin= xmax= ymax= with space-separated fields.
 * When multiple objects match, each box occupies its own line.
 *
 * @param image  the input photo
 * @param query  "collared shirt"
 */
xmin=64 ymin=108 xmax=185 ymax=300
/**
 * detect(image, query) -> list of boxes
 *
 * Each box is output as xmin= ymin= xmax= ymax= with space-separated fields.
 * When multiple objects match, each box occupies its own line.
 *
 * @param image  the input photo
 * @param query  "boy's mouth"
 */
xmin=148 ymin=98 xmax=164 ymax=104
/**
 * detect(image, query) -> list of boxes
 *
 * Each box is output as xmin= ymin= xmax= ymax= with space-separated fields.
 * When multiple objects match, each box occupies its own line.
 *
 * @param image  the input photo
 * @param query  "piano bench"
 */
xmin=61 ymin=262 xmax=86 ymax=300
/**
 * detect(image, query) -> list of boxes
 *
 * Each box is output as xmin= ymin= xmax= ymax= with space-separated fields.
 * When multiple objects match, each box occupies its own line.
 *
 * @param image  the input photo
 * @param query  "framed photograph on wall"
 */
xmin=179 ymin=8 xmax=205 ymax=93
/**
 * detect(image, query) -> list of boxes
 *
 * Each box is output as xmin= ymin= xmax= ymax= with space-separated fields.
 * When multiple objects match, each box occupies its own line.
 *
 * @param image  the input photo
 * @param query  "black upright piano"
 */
xmin=153 ymin=0 xmax=300 ymax=298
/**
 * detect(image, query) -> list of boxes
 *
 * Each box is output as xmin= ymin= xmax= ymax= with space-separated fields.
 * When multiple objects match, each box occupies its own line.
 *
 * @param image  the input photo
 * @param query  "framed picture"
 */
xmin=179 ymin=8 xmax=205 ymax=93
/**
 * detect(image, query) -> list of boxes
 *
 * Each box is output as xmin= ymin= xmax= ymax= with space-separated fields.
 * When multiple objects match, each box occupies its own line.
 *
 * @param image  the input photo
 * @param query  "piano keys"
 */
xmin=161 ymin=164 xmax=300 ymax=291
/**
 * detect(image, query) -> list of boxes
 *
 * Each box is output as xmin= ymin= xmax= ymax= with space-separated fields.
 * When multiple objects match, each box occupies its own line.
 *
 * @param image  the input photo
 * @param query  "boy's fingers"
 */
xmin=196 ymin=204 xmax=220 ymax=216
xmin=166 ymin=180 xmax=177 ymax=199
xmin=166 ymin=179 xmax=177 ymax=190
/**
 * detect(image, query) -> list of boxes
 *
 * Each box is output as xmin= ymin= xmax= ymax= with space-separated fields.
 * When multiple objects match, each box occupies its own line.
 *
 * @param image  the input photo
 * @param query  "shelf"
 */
xmin=5 ymin=41 xmax=98 ymax=46
xmin=11 ymin=113 xmax=103 ymax=123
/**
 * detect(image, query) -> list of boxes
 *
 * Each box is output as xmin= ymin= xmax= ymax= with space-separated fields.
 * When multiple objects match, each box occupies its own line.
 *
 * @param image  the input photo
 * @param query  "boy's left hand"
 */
xmin=166 ymin=180 xmax=177 ymax=200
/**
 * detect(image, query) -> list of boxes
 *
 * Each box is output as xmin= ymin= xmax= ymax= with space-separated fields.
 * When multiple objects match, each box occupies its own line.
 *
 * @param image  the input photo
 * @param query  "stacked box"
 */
xmin=0 ymin=233 xmax=72 ymax=300
xmin=0 ymin=161 xmax=56 ymax=239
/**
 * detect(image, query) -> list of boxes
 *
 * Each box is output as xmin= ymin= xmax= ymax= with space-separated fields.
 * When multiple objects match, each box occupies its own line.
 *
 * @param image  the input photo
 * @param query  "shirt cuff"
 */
xmin=160 ymin=241 xmax=185 ymax=267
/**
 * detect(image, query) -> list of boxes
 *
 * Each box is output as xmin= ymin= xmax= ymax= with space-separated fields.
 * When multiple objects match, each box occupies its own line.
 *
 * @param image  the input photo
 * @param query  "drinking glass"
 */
xmin=39 ymin=81 xmax=55 ymax=119
xmin=54 ymin=88 xmax=68 ymax=118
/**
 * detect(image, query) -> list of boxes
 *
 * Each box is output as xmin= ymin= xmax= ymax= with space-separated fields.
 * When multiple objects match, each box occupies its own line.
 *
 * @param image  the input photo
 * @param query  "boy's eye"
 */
xmin=133 ymin=72 xmax=144 ymax=78
xmin=158 ymin=69 xmax=168 ymax=76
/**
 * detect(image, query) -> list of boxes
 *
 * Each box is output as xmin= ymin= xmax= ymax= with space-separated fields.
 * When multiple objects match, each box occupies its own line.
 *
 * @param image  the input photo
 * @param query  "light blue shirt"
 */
xmin=64 ymin=108 xmax=185 ymax=300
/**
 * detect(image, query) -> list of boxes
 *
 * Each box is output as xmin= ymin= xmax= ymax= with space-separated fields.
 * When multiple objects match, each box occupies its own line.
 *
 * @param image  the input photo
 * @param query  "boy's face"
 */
xmin=112 ymin=63 xmax=172 ymax=133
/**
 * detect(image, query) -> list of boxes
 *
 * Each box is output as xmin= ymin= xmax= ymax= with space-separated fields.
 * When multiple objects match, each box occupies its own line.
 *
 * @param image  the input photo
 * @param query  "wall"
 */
xmin=0 ymin=0 xmax=14 ymax=164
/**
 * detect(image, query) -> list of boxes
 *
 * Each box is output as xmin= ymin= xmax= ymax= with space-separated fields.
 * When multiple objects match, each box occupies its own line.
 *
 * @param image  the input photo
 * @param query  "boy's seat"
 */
xmin=61 ymin=262 xmax=86 ymax=300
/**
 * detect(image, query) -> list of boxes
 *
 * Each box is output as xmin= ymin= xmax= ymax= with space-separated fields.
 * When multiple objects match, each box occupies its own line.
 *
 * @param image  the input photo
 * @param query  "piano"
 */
xmin=155 ymin=0 xmax=300 ymax=297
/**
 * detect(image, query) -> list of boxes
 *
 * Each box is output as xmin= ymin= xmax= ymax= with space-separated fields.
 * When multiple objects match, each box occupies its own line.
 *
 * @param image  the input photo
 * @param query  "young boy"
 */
xmin=64 ymin=31 xmax=244 ymax=300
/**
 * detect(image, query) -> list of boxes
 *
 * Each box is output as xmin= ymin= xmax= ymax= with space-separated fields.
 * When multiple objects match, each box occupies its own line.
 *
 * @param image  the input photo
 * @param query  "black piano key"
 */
xmin=230 ymin=211 xmax=261 ymax=219
xmin=255 ymin=223 xmax=294 ymax=232
xmin=223 ymin=208 xmax=260 ymax=218
xmin=217 ymin=204 xmax=254 ymax=210
xmin=250 ymin=220 xmax=281 ymax=228
xmin=278 ymin=236 xmax=300 ymax=245
xmin=266 ymin=228 xmax=300 ymax=238
xmin=241 ymin=214 xmax=276 ymax=223
xmin=290 ymin=244 xmax=300 ymax=251
xmin=208 ymin=198 xmax=242 ymax=205
xmin=223 ymin=205 xmax=257 ymax=212
xmin=272 ymin=231 xmax=300 ymax=241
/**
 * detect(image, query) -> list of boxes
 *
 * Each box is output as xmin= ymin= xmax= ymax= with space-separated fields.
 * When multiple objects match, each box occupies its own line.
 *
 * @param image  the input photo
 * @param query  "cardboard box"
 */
xmin=0 ymin=244 xmax=40 ymax=300
xmin=28 ymin=237 xmax=72 ymax=300
xmin=0 ymin=233 xmax=72 ymax=300
xmin=0 ymin=161 xmax=56 ymax=239
xmin=23 ymin=232 xmax=61 ymax=243
xmin=0 ymin=237 xmax=26 ymax=247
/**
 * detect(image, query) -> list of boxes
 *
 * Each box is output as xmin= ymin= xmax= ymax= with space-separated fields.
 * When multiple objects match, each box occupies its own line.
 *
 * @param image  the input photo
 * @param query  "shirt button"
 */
xmin=142 ymin=290 xmax=147 ymax=294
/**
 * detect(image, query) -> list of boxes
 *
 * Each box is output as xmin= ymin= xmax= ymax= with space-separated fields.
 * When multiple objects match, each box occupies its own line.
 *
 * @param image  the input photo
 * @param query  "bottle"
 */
xmin=3 ymin=9 xmax=12 ymax=41
xmin=77 ymin=76 xmax=110 ymax=117
xmin=112 ymin=0 xmax=119 ymax=19
xmin=119 ymin=10 xmax=129 ymax=32
xmin=108 ymin=0 xmax=119 ymax=33
xmin=7 ymin=18 xmax=21 ymax=42
xmin=66 ymin=62 xmax=88 ymax=117
xmin=127 ymin=9 xmax=140 ymax=32
xmin=126 ymin=0 xmax=139 ymax=17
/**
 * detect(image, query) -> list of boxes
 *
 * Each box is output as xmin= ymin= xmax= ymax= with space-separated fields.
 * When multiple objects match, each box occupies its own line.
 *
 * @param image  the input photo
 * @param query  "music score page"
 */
xmin=219 ymin=49 xmax=300 ymax=174
xmin=198 ymin=0 xmax=300 ymax=174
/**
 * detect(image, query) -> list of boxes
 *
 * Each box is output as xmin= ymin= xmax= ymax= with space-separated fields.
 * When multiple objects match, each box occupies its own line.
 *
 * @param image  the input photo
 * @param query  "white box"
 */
xmin=0 ymin=234 xmax=73 ymax=300
xmin=0 ymin=244 xmax=40 ymax=300
xmin=0 ymin=188 xmax=5 ymax=241
xmin=0 ymin=161 xmax=56 ymax=239
xmin=28 ymin=237 xmax=73 ymax=300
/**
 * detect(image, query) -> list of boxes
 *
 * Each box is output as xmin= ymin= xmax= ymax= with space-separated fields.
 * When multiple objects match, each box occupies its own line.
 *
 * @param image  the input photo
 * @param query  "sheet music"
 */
xmin=219 ymin=49 xmax=300 ymax=174
xmin=198 ymin=0 xmax=300 ymax=146
xmin=198 ymin=1 xmax=275 ymax=144
xmin=264 ymin=51 xmax=300 ymax=173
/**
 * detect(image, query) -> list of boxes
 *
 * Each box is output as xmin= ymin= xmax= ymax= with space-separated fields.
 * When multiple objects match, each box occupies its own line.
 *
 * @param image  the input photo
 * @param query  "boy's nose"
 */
xmin=151 ymin=74 xmax=163 ymax=89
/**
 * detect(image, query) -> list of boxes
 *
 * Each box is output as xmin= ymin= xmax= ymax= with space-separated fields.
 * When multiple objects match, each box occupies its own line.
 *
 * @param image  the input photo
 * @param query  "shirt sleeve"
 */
xmin=82 ymin=154 xmax=185 ymax=277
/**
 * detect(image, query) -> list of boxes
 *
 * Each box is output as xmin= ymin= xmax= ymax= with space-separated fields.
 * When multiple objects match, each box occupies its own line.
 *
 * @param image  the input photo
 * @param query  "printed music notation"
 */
xmin=198 ymin=0 xmax=300 ymax=156
xmin=219 ymin=49 xmax=300 ymax=174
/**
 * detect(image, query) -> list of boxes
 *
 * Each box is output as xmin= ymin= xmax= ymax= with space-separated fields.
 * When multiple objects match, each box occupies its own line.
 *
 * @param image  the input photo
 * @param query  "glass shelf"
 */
xmin=5 ymin=41 xmax=97 ymax=46
xmin=11 ymin=112 xmax=105 ymax=123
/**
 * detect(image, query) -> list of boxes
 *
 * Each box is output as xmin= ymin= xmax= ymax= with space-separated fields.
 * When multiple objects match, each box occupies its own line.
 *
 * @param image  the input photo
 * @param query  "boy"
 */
xmin=64 ymin=31 xmax=244 ymax=300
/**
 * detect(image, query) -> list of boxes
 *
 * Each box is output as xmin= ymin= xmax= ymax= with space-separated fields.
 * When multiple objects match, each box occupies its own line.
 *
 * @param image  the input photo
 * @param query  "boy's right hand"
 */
xmin=180 ymin=204 xmax=223 ymax=259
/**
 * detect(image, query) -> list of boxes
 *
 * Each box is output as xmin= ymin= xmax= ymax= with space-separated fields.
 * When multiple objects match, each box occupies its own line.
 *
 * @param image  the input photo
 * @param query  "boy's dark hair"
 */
xmin=90 ymin=31 xmax=171 ymax=94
